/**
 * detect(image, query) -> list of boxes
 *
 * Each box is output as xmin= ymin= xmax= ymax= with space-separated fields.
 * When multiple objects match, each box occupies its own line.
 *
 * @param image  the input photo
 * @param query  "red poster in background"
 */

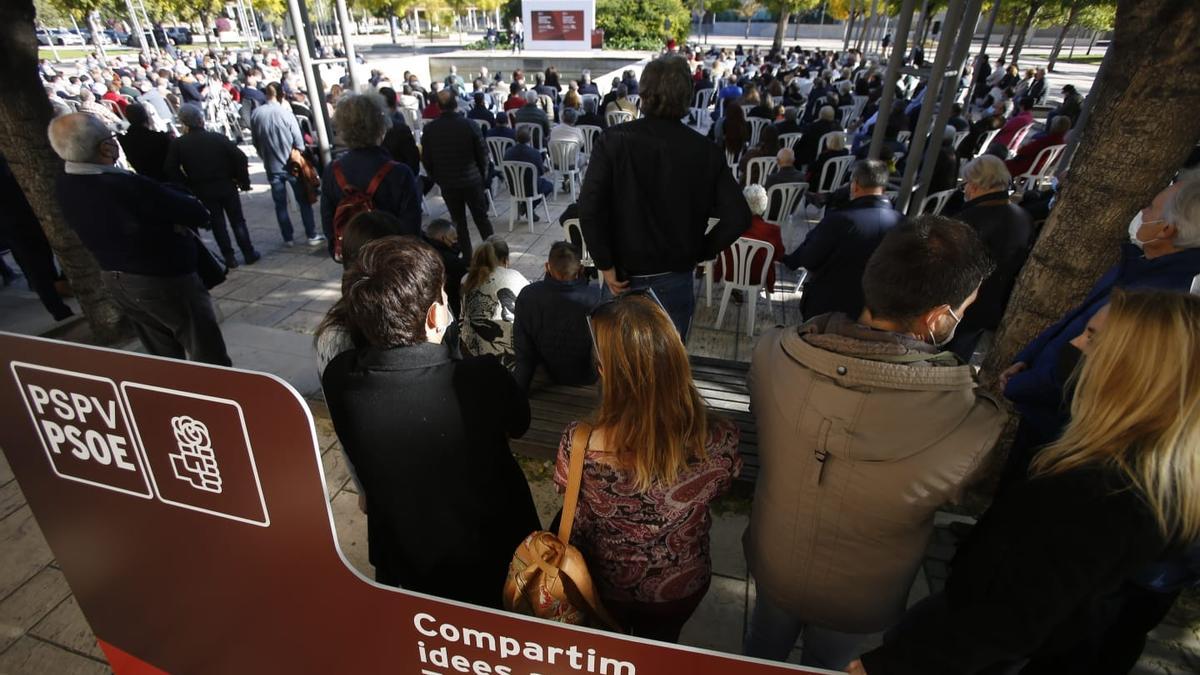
xmin=0 ymin=332 xmax=838 ymax=675
xmin=532 ymin=10 xmax=585 ymax=41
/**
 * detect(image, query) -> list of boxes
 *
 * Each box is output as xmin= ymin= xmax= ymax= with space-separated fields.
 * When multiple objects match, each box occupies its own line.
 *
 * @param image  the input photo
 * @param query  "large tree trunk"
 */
xmin=981 ymin=0 xmax=1200 ymax=387
xmin=0 ymin=0 xmax=125 ymax=341
xmin=1047 ymin=0 xmax=1081 ymax=72
xmin=1009 ymin=0 xmax=1042 ymax=65
xmin=843 ymin=3 xmax=858 ymax=51
xmin=998 ymin=15 xmax=1017 ymax=59
xmin=773 ymin=10 xmax=790 ymax=51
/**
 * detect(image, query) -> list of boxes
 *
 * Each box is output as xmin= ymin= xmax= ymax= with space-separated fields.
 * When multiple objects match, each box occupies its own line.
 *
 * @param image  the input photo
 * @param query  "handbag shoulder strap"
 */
xmin=557 ymin=422 xmax=591 ymax=543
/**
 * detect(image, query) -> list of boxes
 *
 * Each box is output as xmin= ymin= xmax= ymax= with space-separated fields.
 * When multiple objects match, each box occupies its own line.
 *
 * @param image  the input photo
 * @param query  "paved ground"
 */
xmin=3 ymin=39 xmax=1197 ymax=675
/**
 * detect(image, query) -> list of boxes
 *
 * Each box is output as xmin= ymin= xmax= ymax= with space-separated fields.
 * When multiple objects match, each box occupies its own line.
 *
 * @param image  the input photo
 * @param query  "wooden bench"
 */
xmin=510 ymin=356 xmax=759 ymax=482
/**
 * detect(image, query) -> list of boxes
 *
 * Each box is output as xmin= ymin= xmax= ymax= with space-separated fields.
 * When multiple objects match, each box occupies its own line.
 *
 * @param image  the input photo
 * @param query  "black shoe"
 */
xmin=244 ymin=251 xmax=261 ymax=265
xmin=223 ymin=255 xmax=239 ymax=269
xmin=51 ymin=307 xmax=74 ymax=321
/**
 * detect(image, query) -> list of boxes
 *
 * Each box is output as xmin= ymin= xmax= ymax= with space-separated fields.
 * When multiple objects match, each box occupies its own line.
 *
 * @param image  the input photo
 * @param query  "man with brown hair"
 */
xmin=579 ymin=54 xmax=749 ymax=338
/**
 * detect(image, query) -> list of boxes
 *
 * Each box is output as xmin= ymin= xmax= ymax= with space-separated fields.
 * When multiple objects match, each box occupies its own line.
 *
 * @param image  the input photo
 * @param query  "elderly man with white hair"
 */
xmin=943 ymin=155 xmax=1034 ymax=361
xmin=48 ymin=112 xmax=230 ymax=366
xmin=164 ymin=103 xmax=259 ymax=268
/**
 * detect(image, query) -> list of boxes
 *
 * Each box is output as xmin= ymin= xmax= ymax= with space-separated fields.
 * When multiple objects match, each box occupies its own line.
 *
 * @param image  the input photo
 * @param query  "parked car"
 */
xmin=125 ymin=28 xmax=172 ymax=47
xmin=35 ymin=28 xmax=54 ymax=46
xmin=164 ymin=26 xmax=193 ymax=44
xmin=51 ymin=29 xmax=86 ymax=45
xmin=103 ymin=28 xmax=129 ymax=43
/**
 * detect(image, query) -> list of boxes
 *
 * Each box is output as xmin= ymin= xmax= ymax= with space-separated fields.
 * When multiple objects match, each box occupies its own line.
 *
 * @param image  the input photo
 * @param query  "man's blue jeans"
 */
xmin=267 ymin=172 xmax=316 ymax=241
xmin=744 ymin=587 xmax=873 ymax=670
xmin=601 ymin=270 xmax=696 ymax=341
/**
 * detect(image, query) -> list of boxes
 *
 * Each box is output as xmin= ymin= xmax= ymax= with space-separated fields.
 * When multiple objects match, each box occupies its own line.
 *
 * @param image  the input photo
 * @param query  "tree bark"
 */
xmin=1047 ymin=0 xmax=1082 ymax=71
xmin=0 ymin=0 xmax=125 ymax=342
xmin=745 ymin=14 xmax=753 ymax=38
xmin=998 ymin=15 xmax=1017 ymax=59
xmin=773 ymin=10 xmax=790 ymax=50
xmin=981 ymin=0 xmax=1200 ymax=386
xmin=1009 ymin=0 xmax=1043 ymax=65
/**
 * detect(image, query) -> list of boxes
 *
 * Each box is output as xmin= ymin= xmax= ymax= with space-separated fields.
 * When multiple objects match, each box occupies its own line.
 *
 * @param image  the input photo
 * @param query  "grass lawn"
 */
xmin=1058 ymin=54 xmax=1105 ymax=65
xmin=40 ymin=39 xmax=257 ymax=63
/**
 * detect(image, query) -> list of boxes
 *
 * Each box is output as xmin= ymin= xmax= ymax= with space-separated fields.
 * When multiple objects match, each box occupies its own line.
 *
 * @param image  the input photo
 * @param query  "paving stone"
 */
xmin=0 ymin=451 xmax=13 ymax=485
xmin=0 ymin=480 xmax=25 ymax=521
xmin=0 ymin=567 xmax=72 ymax=652
xmin=29 ymin=596 xmax=104 ymax=660
xmin=709 ymin=511 xmax=749 ymax=580
xmin=679 ymin=574 xmax=747 ymax=654
xmin=0 ymin=507 xmax=55 ymax=601
xmin=222 ymin=272 xmax=291 ymax=303
xmin=329 ymin=489 xmax=373 ymax=580
xmin=275 ymin=309 xmax=327 ymax=336
xmin=320 ymin=445 xmax=353 ymax=498
xmin=0 ymin=635 xmax=108 ymax=674
xmin=258 ymin=278 xmax=332 ymax=309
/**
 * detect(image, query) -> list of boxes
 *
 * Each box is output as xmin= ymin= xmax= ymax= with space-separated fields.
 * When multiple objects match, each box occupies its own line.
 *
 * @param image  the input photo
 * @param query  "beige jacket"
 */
xmin=744 ymin=317 xmax=1006 ymax=633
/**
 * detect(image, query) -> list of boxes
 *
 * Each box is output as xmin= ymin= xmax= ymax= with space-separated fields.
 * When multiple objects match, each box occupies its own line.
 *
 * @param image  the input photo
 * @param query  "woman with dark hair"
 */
xmin=544 ymin=65 xmax=561 ymax=92
xmin=321 ymin=236 xmax=539 ymax=607
xmin=718 ymin=102 xmax=750 ymax=163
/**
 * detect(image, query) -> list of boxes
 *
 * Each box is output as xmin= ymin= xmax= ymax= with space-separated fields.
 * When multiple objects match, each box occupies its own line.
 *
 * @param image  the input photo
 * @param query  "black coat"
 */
xmin=796 ymin=118 xmax=843 ymax=167
xmin=420 ymin=112 xmax=490 ymax=188
xmin=783 ymin=195 xmax=901 ymax=319
xmin=163 ymin=129 xmax=250 ymax=200
xmin=119 ymin=125 xmax=172 ymax=182
xmin=382 ymin=113 xmax=421 ymax=176
xmin=321 ymin=344 xmax=540 ymax=607
xmin=513 ymin=276 xmax=602 ymax=392
xmin=954 ymin=191 xmax=1033 ymax=332
xmin=862 ymin=467 xmax=1167 ymax=674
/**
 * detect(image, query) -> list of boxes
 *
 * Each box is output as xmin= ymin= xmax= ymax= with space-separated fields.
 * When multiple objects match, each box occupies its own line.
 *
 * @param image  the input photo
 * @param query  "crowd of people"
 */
xmin=18 ymin=31 xmax=1200 ymax=675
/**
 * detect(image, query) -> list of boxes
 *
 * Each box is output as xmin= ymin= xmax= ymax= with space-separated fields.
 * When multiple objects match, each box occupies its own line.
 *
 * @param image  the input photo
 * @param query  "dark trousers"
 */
xmin=102 ymin=270 xmax=231 ymax=366
xmin=440 ymin=182 xmax=494 ymax=258
xmin=604 ymin=581 xmax=709 ymax=643
xmin=201 ymin=190 xmax=256 ymax=260
xmin=0 ymin=227 xmax=72 ymax=320
xmin=600 ymin=271 xmax=697 ymax=341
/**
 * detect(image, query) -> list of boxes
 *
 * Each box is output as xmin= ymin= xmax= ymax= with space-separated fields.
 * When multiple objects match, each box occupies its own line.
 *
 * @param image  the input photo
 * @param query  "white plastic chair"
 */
xmin=851 ymin=95 xmax=868 ymax=121
xmin=744 ymin=156 xmax=778 ymax=187
xmin=741 ymin=104 xmax=753 ymax=117
xmin=579 ymin=124 xmax=602 ymax=158
xmin=515 ymin=122 xmax=545 ymax=151
xmin=764 ymin=182 xmax=809 ymax=228
xmin=486 ymin=136 xmax=514 ymax=171
xmin=473 ymin=118 xmax=491 ymax=133
xmin=914 ymin=189 xmax=956 ymax=216
xmin=714 ymin=237 xmax=776 ymax=337
xmin=561 ymin=217 xmax=593 ymax=268
xmin=952 ymin=130 xmax=970 ymax=150
xmin=779 ymin=132 xmax=803 ymax=151
xmin=896 ymin=130 xmax=912 ymax=145
xmin=1005 ymin=123 xmax=1035 ymax=155
xmin=975 ymin=127 xmax=1002 ymax=158
xmin=817 ymin=130 xmax=849 ymax=156
xmin=1015 ymin=143 xmax=1067 ymax=191
xmin=725 ymin=148 xmax=742 ymax=174
xmin=701 ymin=217 xmax=720 ymax=307
xmin=580 ymin=93 xmax=600 ymax=111
xmin=501 ymin=161 xmax=551 ymax=233
xmin=690 ymin=88 xmax=716 ymax=127
xmin=548 ymin=139 xmax=583 ymax=201
xmin=816 ymin=154 xmax=855 ymax=193
xmin=747 ymin=117 xmax=770 ymax=147
xmin=838 ymin=105 xmax=855 ymax=127
xmin=606 ymin=110 xmax=633 ymax=126
xmin=626 ymin=94 xmax=640 ymax=113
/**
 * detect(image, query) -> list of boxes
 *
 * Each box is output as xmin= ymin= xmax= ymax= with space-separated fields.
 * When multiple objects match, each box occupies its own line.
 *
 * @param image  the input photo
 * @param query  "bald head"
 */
xmin=776 ymin=147 xmax=795 ymax=168
xmin=48 ymin=112 xmax=112 ymax=164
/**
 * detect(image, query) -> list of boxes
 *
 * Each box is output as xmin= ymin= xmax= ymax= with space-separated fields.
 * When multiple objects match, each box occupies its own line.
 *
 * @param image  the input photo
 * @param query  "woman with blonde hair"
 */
xmin=852 ymin=288 xmax=1200 ymax=675
xmin=554 ymin=293 xmax=741 ymax=642
xmin=459 ymin=237 xmax=528 ymax=367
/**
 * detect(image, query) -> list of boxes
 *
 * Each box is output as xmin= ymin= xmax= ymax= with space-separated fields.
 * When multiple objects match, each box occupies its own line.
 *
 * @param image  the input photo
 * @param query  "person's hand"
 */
xmin=846 ymin=659 xmax=869 ymax=675
xmin=600 ymin=268 xmax=628 ymax=296
xmin=998 ymin=361 xmax=1027 ymax=391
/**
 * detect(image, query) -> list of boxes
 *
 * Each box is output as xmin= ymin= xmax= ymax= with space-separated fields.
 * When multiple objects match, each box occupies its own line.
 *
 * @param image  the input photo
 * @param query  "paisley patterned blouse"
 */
xmin=553 ymin=419 xmax=742 ymax=604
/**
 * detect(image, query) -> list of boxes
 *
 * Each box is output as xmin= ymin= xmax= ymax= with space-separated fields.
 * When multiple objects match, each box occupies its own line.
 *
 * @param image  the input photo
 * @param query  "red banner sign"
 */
xmin=0 ymin=332 xmax=833 ymax=674
xmin=531 ymin=10 xmax=585 ymax=41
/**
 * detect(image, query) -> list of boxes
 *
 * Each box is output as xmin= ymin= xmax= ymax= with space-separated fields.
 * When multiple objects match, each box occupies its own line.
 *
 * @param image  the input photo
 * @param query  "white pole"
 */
xmin=285 ymin=0 xmax=333 ymax=165
xmin=125 ymin=0 xmax=150 ymax=58
xmin=334 ymin=0 xmax=360 ymax=91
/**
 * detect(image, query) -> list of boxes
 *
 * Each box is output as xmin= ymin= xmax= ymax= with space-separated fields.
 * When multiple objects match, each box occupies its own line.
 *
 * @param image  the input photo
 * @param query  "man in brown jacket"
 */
xmin=743 ymin=215 xmax=1007 ymax=670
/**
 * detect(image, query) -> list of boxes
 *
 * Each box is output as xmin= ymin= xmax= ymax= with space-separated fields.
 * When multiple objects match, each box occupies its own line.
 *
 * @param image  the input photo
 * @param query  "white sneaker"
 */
xmin=307 ymin=235 xmax=326 ymax=246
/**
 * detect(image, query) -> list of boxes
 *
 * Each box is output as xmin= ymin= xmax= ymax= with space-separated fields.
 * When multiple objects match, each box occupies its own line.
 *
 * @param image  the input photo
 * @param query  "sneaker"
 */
xmin=244 ymin=251 xmax=261 ymax=265
xmin=307 ymin=235 xmax=326 ymax=246
xmin=283 ymin=239 xmax=295 ymax=247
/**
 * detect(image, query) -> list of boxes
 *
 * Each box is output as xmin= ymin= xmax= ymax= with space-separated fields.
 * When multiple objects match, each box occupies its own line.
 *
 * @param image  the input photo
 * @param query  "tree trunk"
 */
xmin=998 ymin=15 xmax=1017 ymax=59
xmin=1047 ymin=0 xmax=1081 ymax=71
xmin=389 ymin=15 xmax=397 ymax=43
xmin=745 ymin=15 xmax=752 ymax=38
xmin=1087 ymin=29 xmax=1098 ymax=53
xmin=0 ymin=0 xmax=125 ymax=342
xmin=981 ymin=0 xmax=1200 ymax=388
xmin=844 ymin=7 xmax=858 ymax=51
xmin=1009 ymin=0 xmax=1042 ymax=65
xmin=773 ymin=10 xmax=790 ymax=50
xmin=201 ymin=11 xmax=212 ymax=47
xmin=87 ymin=12 xmax=108 ymax=65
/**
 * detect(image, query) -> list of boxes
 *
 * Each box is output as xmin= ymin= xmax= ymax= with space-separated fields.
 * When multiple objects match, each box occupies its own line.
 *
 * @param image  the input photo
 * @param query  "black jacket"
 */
xmin=796 ymin=118 xmax=843 ymax=167
xmin=579 ymin=117 xmax=750 ymax=276
xmin=164 ymin=129 xmax=250 ymax=200
xmin=426 ymin=235 xmax=468 ymax=316
xmin=321 ymin=344 xmax=540 ymax=607
xmin=783 ymin=195 xmax=901 ymax=319
xmin=420 ymin=112 xmax=489 ymax=188
xmin=119 ymin=125 xmax=172 ymax=182
xmin=862 ymin=467 xmax=1167 ymax=674
xmin=953 ymin=191 xmax=1033 ymax=331
xmin=513 ymin=276 xmax=602 ymax=392
xmin=382 ymin=113 xmax=421 ymax=176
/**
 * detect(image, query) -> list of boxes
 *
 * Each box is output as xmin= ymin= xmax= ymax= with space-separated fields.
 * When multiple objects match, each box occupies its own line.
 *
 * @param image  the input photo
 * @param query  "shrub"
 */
xmin=596 ymin=0 xmax=690 ymax=47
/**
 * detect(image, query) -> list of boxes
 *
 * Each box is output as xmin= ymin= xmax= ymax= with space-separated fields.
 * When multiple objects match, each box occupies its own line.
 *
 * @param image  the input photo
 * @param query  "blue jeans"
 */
xmin=744 ymin=586 xmax=872 ymax=670
xmin=601 ymin=270 xmax=696 ymax=340
xmin=267 ymin=172 xmax=316 ymax=241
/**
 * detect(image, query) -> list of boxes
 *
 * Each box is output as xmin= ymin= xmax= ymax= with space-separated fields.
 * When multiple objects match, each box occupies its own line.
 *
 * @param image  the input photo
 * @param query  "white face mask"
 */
xmin=1128 ymin=211 xmax=1145 ymax=248
xmin=929 ymin=307 xmax=962 ymax=348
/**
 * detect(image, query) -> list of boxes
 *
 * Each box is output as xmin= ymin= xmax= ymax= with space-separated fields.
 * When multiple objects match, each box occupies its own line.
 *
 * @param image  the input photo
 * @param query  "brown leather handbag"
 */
xmin=503 ymin=424 xmax=621 ymax=631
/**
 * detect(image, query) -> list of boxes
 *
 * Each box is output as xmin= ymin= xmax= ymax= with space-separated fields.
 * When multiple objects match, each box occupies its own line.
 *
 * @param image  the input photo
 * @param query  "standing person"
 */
xmin=579 ymin=54 xmax=750 ymax=338
xmin=782 ymin=160 xmax=902 ymax=320
xmin=118 ymin=103 xmax=171 ymax=181
xmin=319 ymin=93 xmax=422 ymax=258
xmin=511 ymin=17 xmax=524 ymax=53
xmin=0 ymin=155 xmax=72 ymax=320
xmin=745 ymin=216 xmax=1003 ymax=670
xmin=555 ymin=292 xmax=741 ymax=642
xmin=421 ymin=90 xmax=495 ymax=258
xmin=251 ymin=82 xmax=321 ymax=246
xmin=321 ymin=236 xmax=540 ymax=607
xmin=944 ymin=156 xmax=1033 ymax=361
xmin=48 ymin=113 xmax=231 ymax=365
xmin=164 ymin=103 xmax=261 ymax=268
xmin=852 ymin=289 xmax=1200 ymax=675
xmin=459 ymin=238 xmax=528 ymax=368
xmin=422 ymin=219 xmax=468 ymax=319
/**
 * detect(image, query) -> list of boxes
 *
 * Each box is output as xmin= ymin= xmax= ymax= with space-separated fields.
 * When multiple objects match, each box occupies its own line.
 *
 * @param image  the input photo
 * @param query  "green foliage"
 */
xmin=596 ymin=0 xmax=690 ymax=46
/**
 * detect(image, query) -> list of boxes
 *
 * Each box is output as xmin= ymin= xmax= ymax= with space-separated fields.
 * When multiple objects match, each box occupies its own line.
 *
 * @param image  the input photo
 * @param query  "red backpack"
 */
xmin=331 ymin=160 xmax=396 ymax=262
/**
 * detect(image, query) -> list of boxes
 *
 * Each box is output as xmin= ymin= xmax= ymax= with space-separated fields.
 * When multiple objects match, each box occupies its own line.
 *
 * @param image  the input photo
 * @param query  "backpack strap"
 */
xmin=365 ymin=161 xmax=397 ymax=197
xmin=557 ymin=423 xmax=591 ymax=543
xmin=332 ymin=161 xmax=350 ymax=191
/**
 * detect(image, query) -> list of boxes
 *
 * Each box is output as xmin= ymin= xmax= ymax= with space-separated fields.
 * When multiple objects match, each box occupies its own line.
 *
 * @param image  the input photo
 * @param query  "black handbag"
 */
xmin=190 ymin=229 xmax=227 ymax=290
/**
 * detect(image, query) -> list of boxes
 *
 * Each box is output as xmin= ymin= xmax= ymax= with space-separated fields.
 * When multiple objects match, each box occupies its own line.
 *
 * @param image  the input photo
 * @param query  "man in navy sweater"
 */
xmin=48 ymin=113 xmax=230 ymax=366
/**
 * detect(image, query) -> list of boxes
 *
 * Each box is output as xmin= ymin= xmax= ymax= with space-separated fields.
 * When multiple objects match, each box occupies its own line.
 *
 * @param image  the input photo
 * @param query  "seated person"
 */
xmin=512 ymin=241 xmax=601 ymax=391
xmin=764 ymin=147 xmax=807 ymax=188
xmin=466 ymin=92 xmax=495 ymax=125
xmin=486 ymin=113 xmax=516 ymax=140
xmin=459 ymin=237 xmax=529 ymax=369
xmin=423 ymin=218 xmax=467 ymax=318
xmin=715 ymin=185 xmax=785 ymax=292
xmin=321 ymin=236 xmax=539 ymax=607
xmin=739 ymin=126 xmax=782 ymax=185
xmin=807 ymin=131 xmax=850 ymax=188
xmin=1007 ymin=115 xmax=1070 ymax=179
xmin=577 ymin=98 xmax=604 ymax=128
xmin=502 ymin=128 xmax=554 ymax=217
xmin=549 ymin=107 xmax=585 ymax=147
